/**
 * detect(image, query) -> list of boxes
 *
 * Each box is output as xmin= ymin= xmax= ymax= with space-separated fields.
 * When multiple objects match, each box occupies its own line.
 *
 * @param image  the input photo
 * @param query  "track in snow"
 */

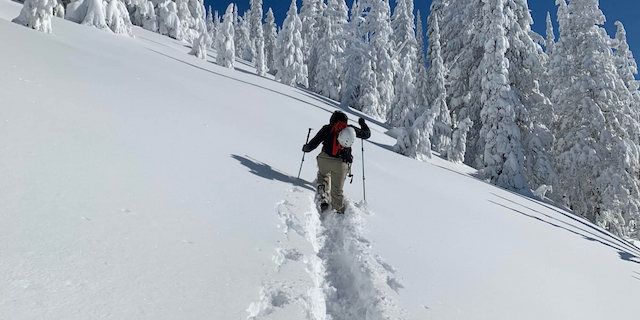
xmin=247 ymin=186 xmax=409 ymax=320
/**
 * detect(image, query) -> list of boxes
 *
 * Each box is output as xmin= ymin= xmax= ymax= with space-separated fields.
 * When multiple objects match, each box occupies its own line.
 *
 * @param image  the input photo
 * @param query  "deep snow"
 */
xmin=1 ymin=1 xmax=640 ymax=319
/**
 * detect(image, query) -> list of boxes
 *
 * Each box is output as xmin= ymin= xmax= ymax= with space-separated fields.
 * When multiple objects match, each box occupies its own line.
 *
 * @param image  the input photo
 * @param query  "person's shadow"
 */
xmin=231 ymin=155 xmax=315 ymax=192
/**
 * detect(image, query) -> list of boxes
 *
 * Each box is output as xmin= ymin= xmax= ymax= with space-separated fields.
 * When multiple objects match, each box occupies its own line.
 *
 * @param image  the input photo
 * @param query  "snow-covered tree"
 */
xmin=369 ymin=0 xmax=395 ymax=120
xmin=128 ymin=0 xmax=157 ymax=32
xmin=263 ymin=8 xmax=278 ymax=73
xmin=425 ymin=10 xmax=451 ymax=155
xmin=359 ymin=58 xmax=380 ymax=119
xmin=339 ymin=0 xmax=366 ymax=109
xmin=216 ymin=3 xmax=235 ymax=69
xmin=502 ymin=0 xmax=556 ymax=191
xmin=614 ymin=20 xmax=640 ymax=120
xmin=448 ymin=118 xmax=473 ymax=163
xmin=189 ymin=32 xmax=211 ymax=60
xmin=545 ymin=12 xmax=555 ymax=56
xmin=299 ymin=0 xmax=321 ymax=64
xmin=54 ymin=0 xmax=65 ymax=18
xmin=250 ymin=0 xmax=266 ymax=76
xmin=206 ymin=5 xmax=214 ymax=34
xmin=388 ymin=0 xmax=418 ymax=127
xmin=275 ymin=0 xmax=308 ymax=87
xmin=313 ymin=4 xmax=340 ymax=100
xmin=65 ymin=0 xmax=107 ymax=29
xmin=234 ymin=10 xmax=252 ymax=61
xmin=13 ymin=0 xmax=56 ymax=33
xmin=414 ymin=10 xmax=428 ymax=111
xmin=105 ymin=0 xmax=134 ymax=36
xmin=477 ymin=0 xmax=528 ymax=192
xmin=155 ymin=0 xmax=181 ymax=39
xmin=550 ymin=0 xmax=640 ymax=238
xmin=438 ymin=0 xmax=485 ymax=167
xmin=212 ymin=10 xmax=220 ymax=49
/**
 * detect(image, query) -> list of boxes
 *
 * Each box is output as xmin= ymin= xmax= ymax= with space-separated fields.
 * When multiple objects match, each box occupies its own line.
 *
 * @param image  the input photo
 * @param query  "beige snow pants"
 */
xmin=317 ymin=151 xmax=349 ymax=213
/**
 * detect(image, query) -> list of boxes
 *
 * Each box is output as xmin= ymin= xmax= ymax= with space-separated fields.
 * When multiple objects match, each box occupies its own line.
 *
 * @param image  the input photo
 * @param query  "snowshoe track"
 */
xmin=247 ymin=186 xmax=409 ymax=320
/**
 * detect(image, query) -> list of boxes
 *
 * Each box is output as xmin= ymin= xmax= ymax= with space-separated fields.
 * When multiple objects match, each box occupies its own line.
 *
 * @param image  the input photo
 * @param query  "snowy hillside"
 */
xmin=2 ymin=1 xmax=640 ymax=319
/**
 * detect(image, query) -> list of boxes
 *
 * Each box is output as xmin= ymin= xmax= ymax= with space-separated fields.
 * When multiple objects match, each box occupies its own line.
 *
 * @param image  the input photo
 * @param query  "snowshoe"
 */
xmin=316 ymin=185 xmax=330 ymax=213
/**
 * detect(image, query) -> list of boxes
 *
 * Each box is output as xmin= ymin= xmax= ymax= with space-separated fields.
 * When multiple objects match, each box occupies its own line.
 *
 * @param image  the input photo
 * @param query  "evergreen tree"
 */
xmin=206 ymin=5 xmax=214 ymax=34
xmin=426 ymin=10 xmax=451 ymax=155
xmin=439 ymin=0 xmax=485 ymax=167
xmin=478 ymin=0 xmax=528 ymax=191
xmin=217 ymin=3 xmax=235 ymax=69
xmin=300 ymin=0 xmax=322 ymax=84
xmin=250 ymin=0 xmax=266 ymax=76
xmin=414 ymin=10 xmax=428 ymax=110
xmin=503 ymin=0 xmax=556 ymax=191
xmin=313 ymin=4 xmax=341 ymax=100
xmin=448 ymin=118 xmax=474 ymax=163
xmin=13 ymin=0 xmax=55 ymax=33
xmin=550 ymin=0 xmax=640 ymax=238
xmin=369 ymin=0 xmax=395 ymax=120
xmin=388 ymin=0 xmax=417 ymax=127
xmin=339 ymin=0 xmax=368 ymax=110
xmin=263 ymin=8 xmax=278 ymax=73
xmin=212 ymin=10 xmax=220 ymax=49
xmin=275 ymin=0 xmax=308 ymax=87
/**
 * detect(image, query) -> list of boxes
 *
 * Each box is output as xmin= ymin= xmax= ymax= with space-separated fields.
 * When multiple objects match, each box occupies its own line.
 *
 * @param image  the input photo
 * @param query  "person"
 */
xmin=302 ymin=111 xmax=371 ymax=214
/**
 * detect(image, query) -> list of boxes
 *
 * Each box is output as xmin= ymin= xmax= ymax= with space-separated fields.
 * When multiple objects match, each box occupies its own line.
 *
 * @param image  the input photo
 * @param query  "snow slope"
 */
xmin=1 ymin=1 xmax=639 ymax=319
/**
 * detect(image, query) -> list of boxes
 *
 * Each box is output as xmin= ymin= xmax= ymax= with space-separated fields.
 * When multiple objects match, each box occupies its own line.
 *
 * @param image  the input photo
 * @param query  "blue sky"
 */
xmin=204 ymin=0 xmax=640 ymax=61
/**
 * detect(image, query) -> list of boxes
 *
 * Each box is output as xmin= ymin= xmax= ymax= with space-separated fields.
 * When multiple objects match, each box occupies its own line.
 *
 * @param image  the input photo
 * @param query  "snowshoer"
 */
xmin=302 ymin=111 xmax=371 ymax=214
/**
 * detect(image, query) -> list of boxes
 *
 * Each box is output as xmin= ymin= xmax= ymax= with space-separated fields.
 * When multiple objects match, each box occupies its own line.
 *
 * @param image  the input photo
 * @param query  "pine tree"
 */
xmin=263 ymin=8 xmax=278 ymax=73
xmin=300 ymin=0 xmax=321 ymax=84
xmin=550 ymin=0 xmax=640 ymax=237
xmin=13 ymin=0 xmax=55 ymax=33
xmin=206 ymin=5 xmax=214 ymax=34
xmin=448 ymin=118 xmax=474 ymax=163
xmin=250 ymin=0 xmax=266 ymax=76
xmin=545 ymin=12 xmax=555 ymax=56
xmin=614 ymin=20 xmax=640 ymax=121
xmin=340 ymin=0 xmax=367 ymax=110
xmin=425 ymin=10 xmax=451 ymax=155
xmin=313 ymin=4 xmax=341 ymax=100
xmin=478 ymin=0 xmax=528 ymax=191
xmin=388 ymin=0 xmax=417 ymax=127
xmin=502 ymin=0 xmax=556 ymax=191
xmin=439 ymin=0 xmax=485 ymax=167
xmin=369 ymin=0 xmax=395 ymax=120
xmin=275 ymin=0 xmax=308 ymax=87
xmin=212 ymin=10 xmax=220 ymax=49
xmin=414 ymin=10 xmax=428 ymax=110
xmin=217 ymin=4 xmax=235 ymax=69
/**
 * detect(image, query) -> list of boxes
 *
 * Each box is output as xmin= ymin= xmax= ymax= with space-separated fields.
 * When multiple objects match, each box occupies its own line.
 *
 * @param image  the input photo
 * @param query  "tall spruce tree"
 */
xmin=477 ymin=0 xmax=528 ymax=191
xmin=550 ymin=0 xmax=640 ymax=238
xmin=250 ymin=0 xmax=266 ymax=76
xmin=263 ymin=8 xmax=278 ymax=73
xmin=275 ymin=0 xmax=308 ymax=87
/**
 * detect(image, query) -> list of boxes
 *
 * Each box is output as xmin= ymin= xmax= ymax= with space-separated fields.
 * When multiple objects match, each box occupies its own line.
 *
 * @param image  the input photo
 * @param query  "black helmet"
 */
xmin=330 ymin=111 xmax=348 ymax=125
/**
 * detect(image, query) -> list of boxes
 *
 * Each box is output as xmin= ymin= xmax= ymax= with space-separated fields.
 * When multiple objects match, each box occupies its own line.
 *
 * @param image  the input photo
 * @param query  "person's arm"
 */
xmin=353 ymin=118 xmax=371 ymax=140
xmin=303 ymin=125 xmax=329 ymax=152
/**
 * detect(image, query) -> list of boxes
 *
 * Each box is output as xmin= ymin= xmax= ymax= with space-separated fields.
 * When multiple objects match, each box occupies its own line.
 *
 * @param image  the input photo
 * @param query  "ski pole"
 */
xmin=297 ymin=128 xmax=313 ymax=179
xmin=361 ymin=138 xmax=366 ymax=201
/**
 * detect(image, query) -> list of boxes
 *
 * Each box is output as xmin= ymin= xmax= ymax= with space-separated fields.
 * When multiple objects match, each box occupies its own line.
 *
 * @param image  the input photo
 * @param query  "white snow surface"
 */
xmin=1 ymin=1 xmax=639 ymax=319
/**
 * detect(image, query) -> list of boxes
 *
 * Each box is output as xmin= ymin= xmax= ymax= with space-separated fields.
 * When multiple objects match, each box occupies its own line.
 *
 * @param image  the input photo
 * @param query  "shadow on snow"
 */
xmin=488 ymin=194 xmax=640 ymax=265
xmin=231 ymin=154 xmax=315 ymax=192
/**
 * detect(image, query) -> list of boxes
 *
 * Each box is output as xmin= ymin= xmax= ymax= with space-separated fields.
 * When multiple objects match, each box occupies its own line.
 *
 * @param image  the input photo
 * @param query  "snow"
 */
xmin=1 ymin=0 xmax=640 ymax=319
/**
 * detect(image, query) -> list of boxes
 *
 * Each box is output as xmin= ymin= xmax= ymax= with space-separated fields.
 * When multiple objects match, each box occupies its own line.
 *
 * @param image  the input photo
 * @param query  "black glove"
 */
xmin=302 ymin=144 xmax=313 ymax=152
xmin=359 ymin=117 xmax=366 ymax=126
xmin=343 ymin=154 xmax=353 ymax=163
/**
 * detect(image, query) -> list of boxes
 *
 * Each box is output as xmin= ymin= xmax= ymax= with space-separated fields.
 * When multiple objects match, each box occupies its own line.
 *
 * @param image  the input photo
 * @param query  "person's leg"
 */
xmin=316 ymin=152 xmax=331 ymax=200
xmin=330 ymin=161 xmax=349 ymax=213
